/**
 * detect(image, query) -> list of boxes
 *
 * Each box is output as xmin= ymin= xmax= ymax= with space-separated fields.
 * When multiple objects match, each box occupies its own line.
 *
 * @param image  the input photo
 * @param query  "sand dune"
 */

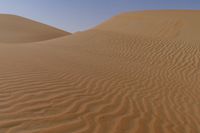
xmin=0 ymin=10 xmax=200 ymax=133
xmin=0 ymin=14 xmax=70 ymax=43
xmin=96 ymin=10 xmax=200 ymax=42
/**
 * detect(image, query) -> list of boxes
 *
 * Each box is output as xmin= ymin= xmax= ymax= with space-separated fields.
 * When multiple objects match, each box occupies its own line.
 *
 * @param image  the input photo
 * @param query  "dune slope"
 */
xmin=0 ymin=14 xmax=70 ymax=43
xmin=95 ymin=10 xmax=200 ymax=42
xmin=0 ymin=11 xmax=199 ymax=133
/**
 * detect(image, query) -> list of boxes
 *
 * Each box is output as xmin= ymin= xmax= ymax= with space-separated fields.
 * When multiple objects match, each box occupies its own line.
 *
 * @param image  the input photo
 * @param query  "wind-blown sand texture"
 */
xmin=0 ymin=10 xmax=199 ymax=133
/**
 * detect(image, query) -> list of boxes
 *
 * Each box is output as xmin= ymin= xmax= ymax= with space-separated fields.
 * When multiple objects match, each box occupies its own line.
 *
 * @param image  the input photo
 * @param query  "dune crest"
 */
xmin=95 ymin=10 xmax=200 ymax=42
xmin=0 ymin=10 xmax=199 ymax=133
xmin=0 ymin=14 xmax=70 ymax=43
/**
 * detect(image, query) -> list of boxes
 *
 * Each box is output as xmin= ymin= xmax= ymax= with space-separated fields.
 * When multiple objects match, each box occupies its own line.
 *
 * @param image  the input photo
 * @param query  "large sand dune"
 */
xmin=0 ymin=14 xmax=70 ymax=43
xmin=0 ymin=10 xmax=199 ymax=133
xmin=96 ymin=10 xmax=200 ymax=42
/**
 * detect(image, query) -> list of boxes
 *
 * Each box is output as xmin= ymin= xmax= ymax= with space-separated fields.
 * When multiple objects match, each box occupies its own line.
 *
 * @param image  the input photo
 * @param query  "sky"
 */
xmin=0 ymin=0 xmax=199 ymax=32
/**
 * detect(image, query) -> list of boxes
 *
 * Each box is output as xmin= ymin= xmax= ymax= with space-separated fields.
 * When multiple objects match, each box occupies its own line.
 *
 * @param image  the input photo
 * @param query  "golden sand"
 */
xmin=0 ymin=10 xmax=199 ymax=133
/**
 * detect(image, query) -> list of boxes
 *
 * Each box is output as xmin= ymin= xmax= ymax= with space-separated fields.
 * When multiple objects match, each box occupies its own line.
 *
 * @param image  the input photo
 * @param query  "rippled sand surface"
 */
xmin=0 ymin=11 xmax=200 ymax=133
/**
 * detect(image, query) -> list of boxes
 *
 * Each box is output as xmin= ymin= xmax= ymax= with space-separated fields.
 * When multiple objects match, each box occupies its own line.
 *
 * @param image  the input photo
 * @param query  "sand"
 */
xmin=0 ymin=14 xmax=70 ymax=43
xmin=0 ymin=10 xmax=199 ymax=133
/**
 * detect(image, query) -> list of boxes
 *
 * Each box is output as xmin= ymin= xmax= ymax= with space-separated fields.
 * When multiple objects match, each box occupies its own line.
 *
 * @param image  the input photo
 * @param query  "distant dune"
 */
xmin=0 ymin=14 xmax=70 ymax=43
xmin=0 ymin=10 xmax=199 ymax=133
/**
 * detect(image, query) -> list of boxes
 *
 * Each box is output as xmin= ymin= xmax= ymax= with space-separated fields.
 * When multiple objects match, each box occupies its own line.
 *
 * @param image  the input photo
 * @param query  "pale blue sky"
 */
xmin=0 ymin=0 xmax=199 ymax=32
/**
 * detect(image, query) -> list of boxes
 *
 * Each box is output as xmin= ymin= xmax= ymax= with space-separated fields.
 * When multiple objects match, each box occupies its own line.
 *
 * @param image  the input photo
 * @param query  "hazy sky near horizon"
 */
xmin=0 ymin=0 xmax=199 ymax=32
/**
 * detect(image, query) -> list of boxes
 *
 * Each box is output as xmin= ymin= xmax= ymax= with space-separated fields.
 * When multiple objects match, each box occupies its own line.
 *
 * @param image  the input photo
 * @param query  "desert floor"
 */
xmin=0 ymin=11 xmax=199 ymax=133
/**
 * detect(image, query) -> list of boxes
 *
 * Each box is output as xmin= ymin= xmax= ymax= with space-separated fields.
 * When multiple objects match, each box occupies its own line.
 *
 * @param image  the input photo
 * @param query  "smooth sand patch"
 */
xmin=0 ymin=14 xmax=70 ymax=43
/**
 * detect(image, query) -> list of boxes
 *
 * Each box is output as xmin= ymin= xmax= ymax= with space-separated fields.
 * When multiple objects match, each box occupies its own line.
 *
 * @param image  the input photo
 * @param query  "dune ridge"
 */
xmin=0 ymin=14 xmax=70 ymax=43
xmin=95 ymin=10 xmax=200 ymax=42
xmin=0 ymin=10 xmax=200 ymax=133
